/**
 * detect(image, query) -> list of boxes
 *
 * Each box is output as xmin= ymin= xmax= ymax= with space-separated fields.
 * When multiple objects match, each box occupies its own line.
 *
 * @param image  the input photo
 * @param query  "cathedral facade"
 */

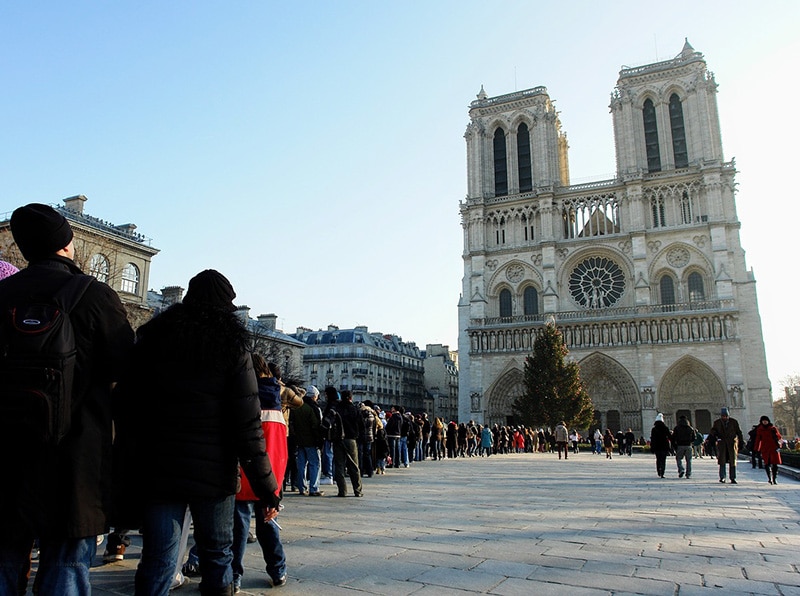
xmin=457 ymin=41 xmax=771 ymax=437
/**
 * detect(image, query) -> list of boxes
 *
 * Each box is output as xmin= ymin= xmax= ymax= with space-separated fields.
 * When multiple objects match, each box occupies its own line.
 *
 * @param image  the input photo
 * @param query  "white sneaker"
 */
xmin=170 ymin=571 xmax=186 ymax=591
xmin=320 ymin=477 xmax=334 ymax=485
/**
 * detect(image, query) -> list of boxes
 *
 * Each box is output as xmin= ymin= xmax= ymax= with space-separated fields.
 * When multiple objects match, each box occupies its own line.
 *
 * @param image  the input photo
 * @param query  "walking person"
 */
xmin=603 ymin=429 xmax=615 ymax=459
xmin=709 ymin=407 xmax=744 ymax=484
xmin=650 ymin=413 xmax=672 ymax=478
xmin=672 ymin=415 xmax=695 ymax=478
xmin=0 ymin=204 xmax=134 ymax=595
xmin=554 ymin=422 xmax=569 ymax=460
xmin=115 ymin=270 xmax=281 ymax=595
xmin=754 ymin=415 xmax=782 ymax=485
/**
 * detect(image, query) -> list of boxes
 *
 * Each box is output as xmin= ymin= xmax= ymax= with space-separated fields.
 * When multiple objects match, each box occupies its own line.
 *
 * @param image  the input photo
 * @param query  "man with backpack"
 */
xmin=0 ymin=203 xmax=134 ymax=594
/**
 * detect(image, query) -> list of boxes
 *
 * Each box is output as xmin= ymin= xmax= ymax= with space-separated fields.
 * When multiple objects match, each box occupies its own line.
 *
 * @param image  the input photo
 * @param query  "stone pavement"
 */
xmin=42 ymin=452 xmax=800 ymax=595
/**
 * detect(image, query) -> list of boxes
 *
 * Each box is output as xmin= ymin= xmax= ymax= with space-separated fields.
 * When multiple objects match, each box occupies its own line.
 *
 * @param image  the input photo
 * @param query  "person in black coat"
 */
xmin=650 ymin=413 xmax=673 ymax=478
xmin=0 ymin=204 xmax=134 ymax=595
xmin=115 ymin=270 xmax=280 ymax=596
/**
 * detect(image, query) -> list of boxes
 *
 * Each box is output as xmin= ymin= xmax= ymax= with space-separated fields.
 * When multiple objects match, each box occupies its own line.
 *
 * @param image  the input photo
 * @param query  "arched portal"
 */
xmin=658 ymin=356 xmax=725 ymax=431
xmin=579 ymin=352 xmax=641 ymax=436
xmin=485 ymin=368 xmax=525 ymax=428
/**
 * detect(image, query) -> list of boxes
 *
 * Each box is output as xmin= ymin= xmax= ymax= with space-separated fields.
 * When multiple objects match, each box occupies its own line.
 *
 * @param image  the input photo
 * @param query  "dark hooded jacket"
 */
xmin=113 ymin=276 xmax=278 ymax=524
xmin=0 ymin=256 xmax=134 ymax=538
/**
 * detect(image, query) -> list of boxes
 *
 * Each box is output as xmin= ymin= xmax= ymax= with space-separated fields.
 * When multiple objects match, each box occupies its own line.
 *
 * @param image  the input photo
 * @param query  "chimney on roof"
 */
xmin=116 ymin=223 xmax=138 ymax=235
xmin=160 ymin=286 xmax=184 ymax=307
xmin=63 ymin=195 xmax=87 ymax=215
xmin=327 ymin=324 xmax=339 ymax=331
xmin=257 ymin=313 xmax=278 ymax=331
xmin=234 ymin=305 xmax=250 ymax=326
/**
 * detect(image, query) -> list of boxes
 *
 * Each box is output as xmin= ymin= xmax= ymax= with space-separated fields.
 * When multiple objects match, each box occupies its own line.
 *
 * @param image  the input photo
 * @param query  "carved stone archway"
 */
xmin=485 ymin=368 xmax=525 ymax=428
xmin=579 ymin=352 xmax=641 ymax=436
xmin=658 ymin=356 xmax=725 ymax=429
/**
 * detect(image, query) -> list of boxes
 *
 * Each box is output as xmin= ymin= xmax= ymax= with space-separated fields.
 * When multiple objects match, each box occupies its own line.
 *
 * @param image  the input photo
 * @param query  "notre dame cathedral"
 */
xmin=457 ymin=40 xmax=771 ymax=437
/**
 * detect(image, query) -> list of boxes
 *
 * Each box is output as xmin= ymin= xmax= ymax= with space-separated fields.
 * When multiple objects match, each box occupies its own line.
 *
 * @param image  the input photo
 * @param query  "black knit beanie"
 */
xmin=183 ymin=269 xmax=237 ymax=311
xmin=10 ymin=203 xmax=74 ymax=261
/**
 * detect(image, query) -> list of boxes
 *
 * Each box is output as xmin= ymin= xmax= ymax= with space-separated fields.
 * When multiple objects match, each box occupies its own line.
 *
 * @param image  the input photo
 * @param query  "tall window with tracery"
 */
xmin=680 ymin=191 xmax=693 ymax=224
xmin=651 ymin=196 xmax=666 ymax=228
xmin=687 ymin=272 xmax=705 ymax=302
xmin=669 ymin=94 xmax=688 ymax=168
xmin=517 ymin=123 xmax=532 ymax=193
xmin=523 ymin=286 xmax=539 ymax=316
xmin=499 ymin=289 xmax=512 ymax=318
xmin=495 ymin=218 xmax=506 ymax=245
xmin=643 ymin=98 xmax=661 ymax=172
xmin=659 ymin=275 xmax=676 ymax=306
xmin=121 ymin=263 xmax=139 ymax=295
xmin=493 ymin=128 xmax=508 ymax=197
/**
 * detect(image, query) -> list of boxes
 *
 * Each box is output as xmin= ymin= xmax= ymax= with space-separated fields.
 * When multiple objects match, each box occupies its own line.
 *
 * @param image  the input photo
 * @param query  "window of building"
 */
xmin=517 ymin=123 xmax=532 ymax=193
xmin=493 ymin=128 xmax=508 ymax=197
xmin=495 ymin=217 xmax=506 ymax=245
xmin=523 ymin=286 xmax=538 ymax=316
xmin=688 ymin=272 xmax=705 ymax=302
xmin=89 ymin=253 xmax=109 ymax=283
xmin=680 ymin=191 xmax=693 ymax=224
xmin=643 ymin=98 xmax=661 ymax=172
xmin=120 ymin=263 xmax=139 ymax=294
xmin=499 ymin=289 xmax=512 ymax=318
xmin=669 ymin=93 xmax=688 ymax=168
xmin=651 ymin=196 xmax=666 ymax=228
xmin=659 ymin=275 xmax=675 ymax=306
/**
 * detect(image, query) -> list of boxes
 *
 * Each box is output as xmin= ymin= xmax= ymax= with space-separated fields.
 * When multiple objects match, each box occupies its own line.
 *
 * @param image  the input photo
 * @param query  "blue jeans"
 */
xmin=0 ymin=534 xmax=95 ymax=596
xmin=135 ymin=496 xmax=235 ymax=596
xmin=296 ymin=445 xmax=321 ymax=493
xmin=387 ymin=436 xmax=400 ymax=467
xmin=254 ymin=502 xmax=286 ymax=582
xmin=399 ymin=436 xmax=409 ymax=466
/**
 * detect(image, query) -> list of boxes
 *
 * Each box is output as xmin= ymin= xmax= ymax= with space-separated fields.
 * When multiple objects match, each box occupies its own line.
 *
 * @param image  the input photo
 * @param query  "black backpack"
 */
xmin=0 ymin=274 xmax=94 ymax=445
xmin=320 ymin=407 xmax=343 ymax=442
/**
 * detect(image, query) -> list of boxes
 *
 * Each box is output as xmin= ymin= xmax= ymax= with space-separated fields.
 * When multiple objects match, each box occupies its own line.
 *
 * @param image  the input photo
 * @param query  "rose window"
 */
xmin=569 ymin=256 xmax=625 ymax=309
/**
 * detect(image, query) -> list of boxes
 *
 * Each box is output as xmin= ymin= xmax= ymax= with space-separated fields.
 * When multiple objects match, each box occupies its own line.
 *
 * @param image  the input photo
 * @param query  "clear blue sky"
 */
xmin=1 ymin=1 xmax=798 ymax=392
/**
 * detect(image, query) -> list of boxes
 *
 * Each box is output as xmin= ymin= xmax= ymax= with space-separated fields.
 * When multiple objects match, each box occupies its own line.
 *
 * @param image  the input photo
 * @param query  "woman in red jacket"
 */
xmin=755 ymin=415 xmax=782 ymax=485
xmin=233 ymin=354 xmax=290 ymax=591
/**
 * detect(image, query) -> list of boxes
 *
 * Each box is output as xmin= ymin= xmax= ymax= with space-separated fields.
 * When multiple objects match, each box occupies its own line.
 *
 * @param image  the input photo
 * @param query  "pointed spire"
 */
xmin=477 ymin=85 xmax=487 ymax=101
xmin=679 ymin=38 xmax=696 ymax=59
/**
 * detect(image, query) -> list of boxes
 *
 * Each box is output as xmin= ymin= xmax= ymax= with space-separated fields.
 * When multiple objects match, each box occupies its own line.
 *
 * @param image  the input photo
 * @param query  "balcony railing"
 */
xmin=468 ymin=300 xmax=739 ymax=354
xmin=472 ymin=300 xmax=734 ymax=328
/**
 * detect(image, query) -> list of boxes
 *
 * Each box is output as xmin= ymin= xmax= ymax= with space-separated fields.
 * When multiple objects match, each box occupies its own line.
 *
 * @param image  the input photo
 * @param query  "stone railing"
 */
xmin=468 ymin=302 xmax=738 ymax=354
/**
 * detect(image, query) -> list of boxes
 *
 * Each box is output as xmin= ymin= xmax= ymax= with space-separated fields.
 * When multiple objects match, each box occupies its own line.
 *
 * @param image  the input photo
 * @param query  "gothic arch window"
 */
xmin=499 ymin=289 xmax=512 ymax=318
xmin=523 ymin=286 xmax=539 ymax=316
xmin=643 ymin=98 xmax=661 ymax=173
xmin=89 ymin=253 xmax=110 ymax=283
xmin=495 ymin=216 xmax=506 ymax=245
xmin=687 ymin=271 xmax=705 ymax=302
xmin=680 ymin=190 xmax=693 ymax=224
xmin=669 ymin=93 xmax=688 ymax=168
xmin=493 ymin=128 xmax=508 ymax=197
xmin=517 ymin=123 xmax=532 ymax=193
xmin=659 ymin=274 xmax=676 ymax=307
xmin=522 ymin=214 xmax=534 ymax=242
xmin=651 ymin=195 xmax=666 ymax=228
xmin=121 ymin=262 xmax=139 ymax=295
